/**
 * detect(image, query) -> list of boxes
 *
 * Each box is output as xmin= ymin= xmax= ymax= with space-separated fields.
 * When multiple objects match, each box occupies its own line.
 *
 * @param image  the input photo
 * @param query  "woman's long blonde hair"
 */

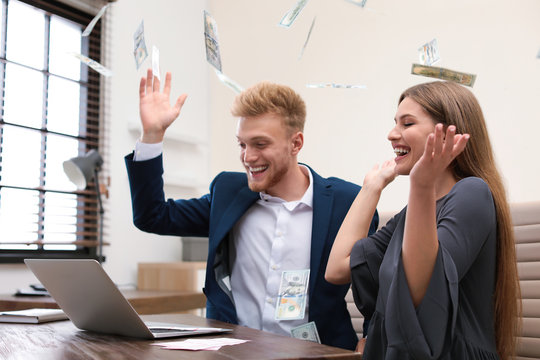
xmin=399 ymin=81 xmax=521 ymax=359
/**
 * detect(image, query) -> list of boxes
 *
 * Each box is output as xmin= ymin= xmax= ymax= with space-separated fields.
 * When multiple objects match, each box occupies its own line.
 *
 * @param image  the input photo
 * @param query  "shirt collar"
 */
xmin=259 ymin=165 xmax=314 ymax=210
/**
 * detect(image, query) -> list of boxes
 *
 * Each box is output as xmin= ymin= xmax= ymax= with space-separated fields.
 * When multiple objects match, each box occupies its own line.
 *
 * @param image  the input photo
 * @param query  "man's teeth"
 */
xmin=250 ymin=166 xmax=268 ymax=172
xmin=394 ymin=148 xmax=409 ymax=155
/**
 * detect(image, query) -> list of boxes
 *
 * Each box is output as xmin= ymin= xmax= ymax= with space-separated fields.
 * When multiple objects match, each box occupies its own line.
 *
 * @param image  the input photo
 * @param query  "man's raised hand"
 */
xmin=139 ymin=69 xmax=187 ymax=143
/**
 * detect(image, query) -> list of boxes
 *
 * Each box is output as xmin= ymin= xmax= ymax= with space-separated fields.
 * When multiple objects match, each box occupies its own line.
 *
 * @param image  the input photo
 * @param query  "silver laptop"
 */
xmin=24 ymin=259 xmax=232 ymax=339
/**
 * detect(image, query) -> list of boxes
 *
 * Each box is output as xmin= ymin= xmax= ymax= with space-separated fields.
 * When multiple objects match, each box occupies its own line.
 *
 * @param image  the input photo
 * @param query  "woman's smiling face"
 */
xmin=388 ymin=97 xmax=437 ymax=176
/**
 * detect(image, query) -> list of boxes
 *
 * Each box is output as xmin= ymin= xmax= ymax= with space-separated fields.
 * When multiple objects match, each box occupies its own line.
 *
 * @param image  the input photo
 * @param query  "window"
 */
xmin=0 ymin=0 xmax=105 ymax=262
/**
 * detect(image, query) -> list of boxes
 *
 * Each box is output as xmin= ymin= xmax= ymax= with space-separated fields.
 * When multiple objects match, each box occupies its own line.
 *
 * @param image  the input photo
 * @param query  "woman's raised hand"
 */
xmin=410 ymin=124 xmax=469 ymax=188
xmin=363 ymin=159 xmax=398 ymax=193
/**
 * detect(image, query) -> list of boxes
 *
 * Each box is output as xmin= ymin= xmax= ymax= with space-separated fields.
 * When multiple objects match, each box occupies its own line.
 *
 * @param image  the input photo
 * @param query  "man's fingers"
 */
xmin=139 ymin=76 xmax=146 ymax=99
xmin=163 ymin=72 xmax=172 ymax=96
xmin=173 ymin=94 xmax=188 ymax=114
xmin=145 ymin=69 xmax=153 ymax=94
xmin=153 ymin=73 xmax=160 ymax=92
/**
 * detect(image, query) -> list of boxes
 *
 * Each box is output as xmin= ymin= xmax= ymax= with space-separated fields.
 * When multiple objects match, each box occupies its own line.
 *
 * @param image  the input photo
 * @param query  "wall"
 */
xmin=208 ymin=0 xmax=540 ymax=212
xmin=0 ymin=0 xmax=210 ymax=292
xmin=2 ymin=0 xmax=539 ymax=292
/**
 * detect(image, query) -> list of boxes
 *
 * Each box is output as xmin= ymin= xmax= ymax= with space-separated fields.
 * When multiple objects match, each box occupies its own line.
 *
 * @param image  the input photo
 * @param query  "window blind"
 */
xmin=0 ymin=0 xmax=110 ymax=262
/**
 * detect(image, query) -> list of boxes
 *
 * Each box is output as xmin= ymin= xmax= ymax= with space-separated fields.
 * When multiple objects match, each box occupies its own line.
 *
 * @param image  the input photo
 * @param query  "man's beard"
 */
xmin=246 ymin=164 xmax=288 ymax=193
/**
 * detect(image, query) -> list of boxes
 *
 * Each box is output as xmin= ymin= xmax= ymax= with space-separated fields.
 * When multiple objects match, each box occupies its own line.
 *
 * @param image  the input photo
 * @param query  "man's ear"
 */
xmin=291 ymin=131 xmax=304 ymax=155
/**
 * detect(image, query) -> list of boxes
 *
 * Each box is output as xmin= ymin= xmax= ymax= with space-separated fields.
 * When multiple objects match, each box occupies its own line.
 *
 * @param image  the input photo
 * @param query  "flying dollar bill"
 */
xmin=343 ymin=0 xmax=367 ymax=7
xmin=82 ymin=4 xmax=109 ymax=37
xmin=214 ymin=69 xmax=244 ymax=94
xmin=298 ymin=16 xmax=316 ymax=60
xmin=306 ymin=82 xmax=367 ymax=89
xmin=152 ymin=45 xmax=160 ymax=81
xmin=418 ymin=38 xmax=440 ymax=66
xmin=204 ymin=10 xmax=222 ymax=72
xmin=279 ymin=0 xmax=309 ymax=28
xmin=291 ymin=322 xmax=321 ymax=343
xmin=133 ymin=21 xmax=148 ymax=70
xmin=69 ymin=52 xmax=112 ymax=77
xmin=411 ymin=63 xmax=476 ymax=87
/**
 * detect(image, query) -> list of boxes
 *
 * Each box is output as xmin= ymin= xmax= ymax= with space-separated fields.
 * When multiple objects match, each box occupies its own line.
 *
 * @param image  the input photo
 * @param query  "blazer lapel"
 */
xmin=309 ymin=169 xmax=334 ymax=297
xmin=210 ymin=187 xmax=259 ymax=254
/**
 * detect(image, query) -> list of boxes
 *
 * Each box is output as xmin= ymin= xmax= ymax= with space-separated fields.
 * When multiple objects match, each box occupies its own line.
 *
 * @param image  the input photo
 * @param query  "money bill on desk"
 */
xmin=82 ymin=4 xmax=109 ymax=37
xmin=275 ymin=270 xmax=309 ymax=320
xmin=69 ymin=52 xmax=112 ymax=77
xmin=204 ymin=10 xmax=222 ymax=72
xmin=411 ymin=63 xmax=476 ymax=87
xmin=418 ymin=38 xmax=440 ymax=66
xmin=214 ymin=69 xmax=244 ymax=94
xmin=298 ymin=16 xmax=316 ymax=60
xmin=291 ymin=321 xmax=321 ymax=343
xmin=279 ymin=0 xmax=309 ymax=28
xmin=133 ymin=21 xmax=148 ymax=70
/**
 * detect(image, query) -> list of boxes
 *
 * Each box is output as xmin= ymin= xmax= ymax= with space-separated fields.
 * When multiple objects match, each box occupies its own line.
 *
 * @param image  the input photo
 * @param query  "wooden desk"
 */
xmin=0 ymin=290 xmax=206 ymax=314
xmin=0 ymin=314 xmax=361 ymax=360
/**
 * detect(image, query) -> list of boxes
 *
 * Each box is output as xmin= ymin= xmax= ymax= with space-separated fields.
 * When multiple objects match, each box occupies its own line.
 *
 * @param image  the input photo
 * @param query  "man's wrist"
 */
xmin=141 ymin=131 xmax=165 ymax=144
xmin=134 ymin=140 xmax=163 ymax=161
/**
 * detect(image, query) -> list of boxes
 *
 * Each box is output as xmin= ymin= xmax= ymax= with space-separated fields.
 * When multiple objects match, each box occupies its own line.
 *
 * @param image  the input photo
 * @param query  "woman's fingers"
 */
xmin=433 ymin=123 xmax=444 ymax=156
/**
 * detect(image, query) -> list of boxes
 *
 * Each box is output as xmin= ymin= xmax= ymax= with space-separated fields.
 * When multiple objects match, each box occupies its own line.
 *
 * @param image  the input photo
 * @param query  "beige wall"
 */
xmin=0 ymin=0 xmax=210 ymax=293
xmin=208 ymin=0 xmax=540 ymax=212
xmin=1 ymin=0 xmax=539 ymax=292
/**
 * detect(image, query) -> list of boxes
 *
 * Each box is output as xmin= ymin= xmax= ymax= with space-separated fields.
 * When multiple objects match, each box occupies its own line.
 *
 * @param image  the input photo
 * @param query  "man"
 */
xmin=125 ymin=69 xmax=378 ymax=350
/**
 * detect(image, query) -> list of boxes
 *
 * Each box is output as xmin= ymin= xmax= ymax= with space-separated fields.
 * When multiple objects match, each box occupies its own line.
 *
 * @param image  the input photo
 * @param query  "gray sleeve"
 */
xmin=350 ymin=209 xmax=404 ymax=319
xmin=385 ymin=177 xmax=496 ymax=358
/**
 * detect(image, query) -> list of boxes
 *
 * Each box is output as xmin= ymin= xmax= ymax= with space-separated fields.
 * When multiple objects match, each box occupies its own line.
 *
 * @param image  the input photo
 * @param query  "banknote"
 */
xmin=279 ymin=0 xmax=309 ymax=28
xmin=82 ymin=4 xmax=109 ymax=37
xmin=204 ymin=10 xmax=222 ymax=72
xmin=275 ymin=270 xmax=309 ymax=320
xmin=69 ymin=52 xmax=112 ymax=77
xmin=298 ymin=16 xmax=316 ymax=60
xmin=306 ymin=83 xmax=367 ymax=89
xmin=214 ymin=69 xmax=244 ymax=94
xmin=291 ymin=322 xmax=321 ymax=343
xmin=152 ymin=45 xmax=160 ymax=81
xmin=343 ymin=0 xmax=367 ymax=7
xmin=133 ymin=21 xmax=148 ymax=70
xmin=411 ymin=63 xmax=476 ymax=87
xmin=418 ymin=38 xmax=440 ymax=66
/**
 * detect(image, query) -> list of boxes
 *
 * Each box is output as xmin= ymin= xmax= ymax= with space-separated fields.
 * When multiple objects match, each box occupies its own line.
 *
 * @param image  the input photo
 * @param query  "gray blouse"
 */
xmin=350 ymin=177 xmax=499 ymax=359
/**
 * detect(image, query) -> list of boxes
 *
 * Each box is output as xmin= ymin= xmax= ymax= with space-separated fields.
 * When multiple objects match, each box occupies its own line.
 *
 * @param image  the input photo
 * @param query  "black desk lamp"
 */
xmin=63 ymin=149 xmax=104 ymax=263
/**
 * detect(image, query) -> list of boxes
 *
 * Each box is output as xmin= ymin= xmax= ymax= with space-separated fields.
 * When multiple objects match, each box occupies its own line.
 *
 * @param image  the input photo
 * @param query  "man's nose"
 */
xmin=243 ymin=146 xmax=257 ymax=163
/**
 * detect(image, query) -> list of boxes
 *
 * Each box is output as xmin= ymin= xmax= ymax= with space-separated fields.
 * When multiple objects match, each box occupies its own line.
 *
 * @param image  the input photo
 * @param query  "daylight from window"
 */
xmin=0 ymin=0 xmax=86 ymax=251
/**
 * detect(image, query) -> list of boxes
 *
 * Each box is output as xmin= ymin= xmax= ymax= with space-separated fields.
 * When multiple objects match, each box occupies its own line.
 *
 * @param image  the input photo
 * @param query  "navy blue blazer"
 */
xmin=125 ymin=153 xmax=378 ymax=350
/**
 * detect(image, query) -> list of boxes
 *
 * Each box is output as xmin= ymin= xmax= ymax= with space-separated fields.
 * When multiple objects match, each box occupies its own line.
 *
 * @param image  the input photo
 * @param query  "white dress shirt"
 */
xmin=133 ymin=140 xmax=314 ymax=337
xmin=230 ymin=167 xmax=313 ymax=336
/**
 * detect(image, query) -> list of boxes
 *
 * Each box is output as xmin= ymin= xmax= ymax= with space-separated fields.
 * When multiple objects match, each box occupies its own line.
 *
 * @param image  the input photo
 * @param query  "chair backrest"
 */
xmin=513 ymin=201 xmax=540 ymax=359
xmin=345 ymin=201 xmax=540 ymax=360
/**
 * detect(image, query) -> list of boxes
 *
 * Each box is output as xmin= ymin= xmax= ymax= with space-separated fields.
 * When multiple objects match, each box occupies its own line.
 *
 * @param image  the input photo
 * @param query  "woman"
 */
xmin=326 ymin=81 xmax=520 ymax=359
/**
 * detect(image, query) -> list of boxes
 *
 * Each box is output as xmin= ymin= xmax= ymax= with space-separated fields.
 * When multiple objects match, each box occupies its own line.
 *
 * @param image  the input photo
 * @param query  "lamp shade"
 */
xmin=63 ymin=150 xmax=103 ymax=190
